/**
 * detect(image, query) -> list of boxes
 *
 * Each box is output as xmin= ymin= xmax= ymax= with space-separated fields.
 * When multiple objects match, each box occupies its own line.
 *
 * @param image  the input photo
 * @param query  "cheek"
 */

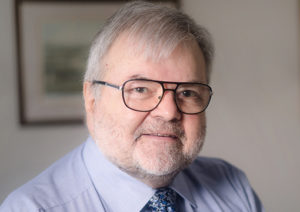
xmin=105 ymin=104 xmax=149 ymax=141
xmin=122 ymin=111 xmax=149 ymax=137
xmin=183 ymin=115 xmax=206 ymax=148
xmin=96 ymin=89 xmax=149 ymax=141
xmin=100 ymin=90 xmax=123 ymax=112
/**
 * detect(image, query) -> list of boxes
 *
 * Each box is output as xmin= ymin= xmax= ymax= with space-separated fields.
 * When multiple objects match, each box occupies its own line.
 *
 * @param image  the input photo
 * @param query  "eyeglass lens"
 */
xmin=122 ymin=79 xmax=211 ymax=114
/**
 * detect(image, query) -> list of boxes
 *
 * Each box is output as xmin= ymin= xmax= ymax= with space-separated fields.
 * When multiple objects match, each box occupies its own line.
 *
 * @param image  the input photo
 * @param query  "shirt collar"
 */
xmin=83 ymin=136 xmax=155 ymax=212
xmin=170 ymin=170 xmax=197 ymax=209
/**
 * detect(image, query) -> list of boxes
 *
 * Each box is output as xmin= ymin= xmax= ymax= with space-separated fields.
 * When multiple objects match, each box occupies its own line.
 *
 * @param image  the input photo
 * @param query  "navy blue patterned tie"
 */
xmin=147 ymin=188 xmax=177 ymax=212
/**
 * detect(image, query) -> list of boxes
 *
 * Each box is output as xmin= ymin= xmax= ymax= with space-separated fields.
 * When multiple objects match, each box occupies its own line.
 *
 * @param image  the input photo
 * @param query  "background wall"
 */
xmin=0 ymin=0 xmax=299 ymax=211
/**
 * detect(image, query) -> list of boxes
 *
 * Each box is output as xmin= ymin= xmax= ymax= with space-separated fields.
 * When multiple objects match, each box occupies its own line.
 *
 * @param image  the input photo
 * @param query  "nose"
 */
xmin=150 ymin=90 xmax=182 ymax=121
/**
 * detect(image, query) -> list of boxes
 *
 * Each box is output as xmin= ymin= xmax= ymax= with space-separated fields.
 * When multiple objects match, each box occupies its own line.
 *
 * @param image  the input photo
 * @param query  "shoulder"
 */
xmin=183 ymin=156 xmax=252 ymax=192
xmin=186 ymin=156 xmax=246 ymax=180
xmin=0 ymin=142 xmax=95 ymax=211
xmin=181 ymin=157 xmax=264 ymax=211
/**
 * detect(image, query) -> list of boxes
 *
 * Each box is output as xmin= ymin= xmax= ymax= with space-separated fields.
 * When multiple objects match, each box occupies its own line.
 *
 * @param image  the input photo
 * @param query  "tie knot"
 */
xmin=147 ymin=188 xmax=177 ymax=212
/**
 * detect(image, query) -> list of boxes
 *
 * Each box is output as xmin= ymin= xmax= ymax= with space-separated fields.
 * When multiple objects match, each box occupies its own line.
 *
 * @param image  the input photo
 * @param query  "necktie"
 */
xmin=147 ymin=188 xmax=178 ymax=212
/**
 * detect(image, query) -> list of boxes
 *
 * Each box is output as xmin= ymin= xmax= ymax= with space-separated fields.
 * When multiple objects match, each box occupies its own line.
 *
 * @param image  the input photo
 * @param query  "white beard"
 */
xmin=93 ymin=112 xmax=205 ymax=179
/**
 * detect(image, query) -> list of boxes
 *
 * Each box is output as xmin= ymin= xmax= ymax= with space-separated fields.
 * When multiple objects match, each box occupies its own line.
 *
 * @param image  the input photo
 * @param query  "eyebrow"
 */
xmin=128 ymin=74 xmax=147 ymax=80
xmin=127 ymin=74 xmax=205 ymax=84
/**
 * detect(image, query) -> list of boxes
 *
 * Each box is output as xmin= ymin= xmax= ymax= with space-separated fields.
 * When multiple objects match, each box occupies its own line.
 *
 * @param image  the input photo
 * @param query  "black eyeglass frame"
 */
xmin=92 ymin=79 xmax=213 ymax=115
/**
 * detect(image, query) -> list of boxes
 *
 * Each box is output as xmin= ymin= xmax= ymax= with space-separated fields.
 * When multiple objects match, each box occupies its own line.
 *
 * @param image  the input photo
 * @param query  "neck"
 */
xmin=119 ymin=166 xmax=180 ymax=188
xmin=140 ymin=173 xmax=178 ymax=188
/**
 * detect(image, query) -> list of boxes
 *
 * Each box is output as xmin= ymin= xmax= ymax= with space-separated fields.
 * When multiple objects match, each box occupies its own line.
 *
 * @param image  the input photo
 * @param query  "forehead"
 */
xmin=101 ymin=33 xmax=207 ymax=83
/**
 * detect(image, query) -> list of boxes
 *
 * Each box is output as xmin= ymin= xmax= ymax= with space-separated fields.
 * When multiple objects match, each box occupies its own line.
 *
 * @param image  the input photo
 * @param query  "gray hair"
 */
xmin=84 ymin=0 xmax=214 ymax=83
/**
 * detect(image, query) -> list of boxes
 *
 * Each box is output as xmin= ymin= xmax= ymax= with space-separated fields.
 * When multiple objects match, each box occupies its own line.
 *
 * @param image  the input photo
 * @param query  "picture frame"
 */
xmin=15 ymin=0 xmax=179 ymax=126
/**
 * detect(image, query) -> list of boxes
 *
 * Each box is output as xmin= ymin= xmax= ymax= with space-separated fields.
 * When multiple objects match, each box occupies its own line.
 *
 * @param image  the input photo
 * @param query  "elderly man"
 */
xmin=1 ymin=1 xmax=264 ymax=211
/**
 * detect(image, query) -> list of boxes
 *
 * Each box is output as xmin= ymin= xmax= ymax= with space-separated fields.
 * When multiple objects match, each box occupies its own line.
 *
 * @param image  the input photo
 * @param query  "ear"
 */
xmin=83 ymin=81 xmax=95 ymax=114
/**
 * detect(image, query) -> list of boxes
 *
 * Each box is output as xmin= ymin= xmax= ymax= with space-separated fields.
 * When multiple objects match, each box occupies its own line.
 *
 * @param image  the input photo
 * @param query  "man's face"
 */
xmin=84 ymin=35 xmax=207 ymax=179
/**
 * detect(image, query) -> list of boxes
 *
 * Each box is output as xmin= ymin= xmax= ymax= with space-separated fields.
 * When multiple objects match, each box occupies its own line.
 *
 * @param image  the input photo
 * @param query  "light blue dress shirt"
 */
xmin=0 ymin=137 xmax=264 ymax=212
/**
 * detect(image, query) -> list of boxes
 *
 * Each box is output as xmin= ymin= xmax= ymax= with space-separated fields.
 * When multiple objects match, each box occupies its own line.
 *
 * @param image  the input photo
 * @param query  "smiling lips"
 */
xmin=144 ymin=133 xmax=177 ymax=138
xmin=141 ymin=133 xmax=179 ymax=141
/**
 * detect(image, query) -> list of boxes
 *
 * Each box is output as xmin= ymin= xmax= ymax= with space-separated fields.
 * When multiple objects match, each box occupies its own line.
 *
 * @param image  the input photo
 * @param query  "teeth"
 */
xmin=156 ymin=134 xmax=176 ymax=138
xmin=142 ymin=133 xmax=177 ymax=138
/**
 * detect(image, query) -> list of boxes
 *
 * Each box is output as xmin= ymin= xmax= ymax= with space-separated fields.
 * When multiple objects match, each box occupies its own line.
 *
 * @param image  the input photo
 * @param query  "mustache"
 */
xmin=133 ymin=119 xmax=186 ymax=141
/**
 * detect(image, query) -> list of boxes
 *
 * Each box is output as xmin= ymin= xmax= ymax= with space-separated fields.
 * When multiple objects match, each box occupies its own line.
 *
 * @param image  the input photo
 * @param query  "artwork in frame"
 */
xmin=15 ymin=0 xmax=179 ymax=125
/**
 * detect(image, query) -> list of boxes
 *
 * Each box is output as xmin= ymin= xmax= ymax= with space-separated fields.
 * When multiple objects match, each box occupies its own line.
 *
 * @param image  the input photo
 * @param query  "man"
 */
xmin=1 ymin=1 xmax=264 ymax=211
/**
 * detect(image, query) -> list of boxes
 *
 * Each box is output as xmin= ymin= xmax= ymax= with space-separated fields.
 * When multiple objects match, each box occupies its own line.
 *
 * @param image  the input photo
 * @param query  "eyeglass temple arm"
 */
xmin=92 ymin=80 xmax=122 ymax=90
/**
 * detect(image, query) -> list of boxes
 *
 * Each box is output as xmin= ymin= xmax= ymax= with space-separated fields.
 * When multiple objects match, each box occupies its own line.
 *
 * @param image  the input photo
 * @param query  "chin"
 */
xmin=134 ymin=153 xmax=190 ymax=177
xmin=140 ymin=164 xmax=178 ymax=177
xmin=133 ymin=143 xmax=202 ymax=177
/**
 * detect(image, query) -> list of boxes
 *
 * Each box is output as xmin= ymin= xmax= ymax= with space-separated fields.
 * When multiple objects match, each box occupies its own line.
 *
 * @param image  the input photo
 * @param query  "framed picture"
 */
xmin=15 ymin=0 xmax=179 ymax=125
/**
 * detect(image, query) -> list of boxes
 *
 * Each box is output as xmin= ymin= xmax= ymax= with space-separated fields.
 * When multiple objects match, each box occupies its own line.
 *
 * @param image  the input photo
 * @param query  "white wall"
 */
xmin=182 ymin=0 xmax=300 ymax=211
xmin=0 ymin=0 xmax=299 ymax=211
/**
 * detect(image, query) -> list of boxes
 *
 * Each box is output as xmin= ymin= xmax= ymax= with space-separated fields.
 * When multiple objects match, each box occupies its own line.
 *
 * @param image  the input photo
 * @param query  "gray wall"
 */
xmin=1 ymin=0 xmax=299 ymax=211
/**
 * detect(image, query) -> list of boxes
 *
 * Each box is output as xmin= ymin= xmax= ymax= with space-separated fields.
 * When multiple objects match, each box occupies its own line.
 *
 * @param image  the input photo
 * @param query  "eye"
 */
xmin=178 ymin=90 xmax=204 ymax=103
xmin=181 ymin=90 xmax=197 ymax=97
xmin=134 ymin=87 xmax=148 ymax=93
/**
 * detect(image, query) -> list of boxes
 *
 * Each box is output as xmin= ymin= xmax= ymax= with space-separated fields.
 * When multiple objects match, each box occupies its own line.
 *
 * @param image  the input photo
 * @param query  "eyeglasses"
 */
xmin=92 ymin=79 xmax=213 ymax=115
